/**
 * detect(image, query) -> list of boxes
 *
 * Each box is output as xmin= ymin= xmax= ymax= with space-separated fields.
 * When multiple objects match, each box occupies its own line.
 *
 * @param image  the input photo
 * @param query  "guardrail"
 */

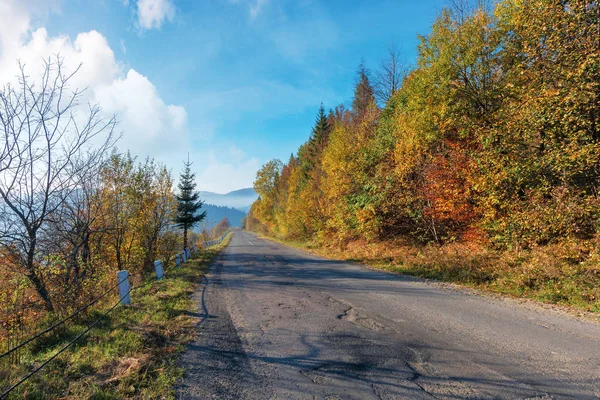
xmin=0 ymin=234 xmax=232 ymax=399
xmin=201 ymin=231 xmax=229 ymax=248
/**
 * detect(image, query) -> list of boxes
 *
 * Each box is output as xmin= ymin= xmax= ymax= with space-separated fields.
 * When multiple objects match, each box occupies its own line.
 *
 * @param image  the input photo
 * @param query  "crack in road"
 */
xmin=178 ymin=232 xmax=600 ymax=399
xmin=405 ymin=362 xmax=438 ymax=400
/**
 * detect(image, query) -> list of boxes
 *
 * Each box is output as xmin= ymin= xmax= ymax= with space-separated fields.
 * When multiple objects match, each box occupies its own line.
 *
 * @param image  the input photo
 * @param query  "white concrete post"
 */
xmin=154 ymin=260 xmax=164 ymax=279
xmin=182 ymin=249 xmax=187 ymax=263
xmin=192 ymin=244 xmax=197 ymax=253
xmin=175 ymin=253 xmax=180 ymax=268
xmin=186 ymin=247 xmax=191 ymax=259
xmin=118 ymin=270 xmax=130 ymax=305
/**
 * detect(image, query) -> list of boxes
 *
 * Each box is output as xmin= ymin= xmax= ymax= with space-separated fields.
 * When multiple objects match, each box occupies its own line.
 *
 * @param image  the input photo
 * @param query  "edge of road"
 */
xmin=245 ymin=230 xmax=600 ymax=325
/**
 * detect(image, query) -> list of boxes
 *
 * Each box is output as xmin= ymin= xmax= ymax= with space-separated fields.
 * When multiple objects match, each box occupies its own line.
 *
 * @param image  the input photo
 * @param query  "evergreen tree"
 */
xmin=352 ymin=62 xmax=376 ymax=119
xmin=310 ymin=103 xmax=331 ymax=153
xmin=174 ymin=157 xmax=206 ymax=249
xmin=299 ymin=104 xmax=332 ymax=186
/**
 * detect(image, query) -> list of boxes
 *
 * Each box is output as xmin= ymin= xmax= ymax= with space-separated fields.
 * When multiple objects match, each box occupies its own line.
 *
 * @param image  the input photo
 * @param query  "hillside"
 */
xmin=246 ymin=1 xmax=600 ymax=314
xmin=199 ymin=188 xmax=257 ymax=211
xmin=196 ymin=204 xmax=246 ymax=231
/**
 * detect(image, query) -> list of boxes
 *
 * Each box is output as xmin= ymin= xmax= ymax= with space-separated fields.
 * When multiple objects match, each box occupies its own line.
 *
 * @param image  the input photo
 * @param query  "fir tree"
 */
xmin=300 ymin=104 xmax=331 ymax=186
xmin=175 ymin=157 xmax=206 ymax=249
xmin=352 ymin=62 xmax=376 ymax=119
xmin=310 ymin=103 xmax=331 ymax=153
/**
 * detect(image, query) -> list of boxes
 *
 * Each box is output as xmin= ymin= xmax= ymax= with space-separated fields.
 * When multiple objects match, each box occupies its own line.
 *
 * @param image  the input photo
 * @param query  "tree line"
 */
xmin=0 ymin=58 xmax=207 ymax=338
xmin=247 ymin=0 xmax=600 ymax=251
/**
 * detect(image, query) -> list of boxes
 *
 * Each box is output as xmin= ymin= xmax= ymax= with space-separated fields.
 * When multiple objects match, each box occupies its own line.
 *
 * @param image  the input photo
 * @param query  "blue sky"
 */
xmin=0 ymin=0 xmax=447 ymax=193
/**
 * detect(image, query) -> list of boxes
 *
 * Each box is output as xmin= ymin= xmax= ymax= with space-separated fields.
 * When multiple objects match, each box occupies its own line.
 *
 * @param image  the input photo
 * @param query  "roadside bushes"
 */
xmin=251 ymin=0 xmax=600 ymax=249
xmin=248 ymin=0 xmax=600 ymax=310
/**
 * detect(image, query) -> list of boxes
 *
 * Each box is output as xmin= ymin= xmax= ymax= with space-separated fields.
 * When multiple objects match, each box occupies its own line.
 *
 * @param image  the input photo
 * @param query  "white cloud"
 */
xmin=0 ymin=0 xmax=188 ymax=168
xmin=0 ymin=28 xmax=117 ymax=91
xmin=0 ymin=0 xmax=261 ymax=193
xmin=94 ymin=70 xmax=189 ymax=156
xmin=0 ymin=0 xmax=61 ymax=63
xmin=136 ymin=0 xmax=175 ymax=30
xmin=196 ymin=150 xmax=260 ymax=193
xmin=0 ymin=2 xmax=30 ymax=58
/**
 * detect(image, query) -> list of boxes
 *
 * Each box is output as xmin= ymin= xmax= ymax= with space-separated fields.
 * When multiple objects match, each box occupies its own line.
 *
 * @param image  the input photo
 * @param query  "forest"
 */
xmin=246 ymin=0 xmax=600 ymax=311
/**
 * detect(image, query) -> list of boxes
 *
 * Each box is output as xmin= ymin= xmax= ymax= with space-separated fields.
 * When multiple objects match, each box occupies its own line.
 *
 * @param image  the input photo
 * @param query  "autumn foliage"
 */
xmin=1 ymin=152 xmax=181 ymax=347
xmin=247 ymin=0 xmax=600 ymax=310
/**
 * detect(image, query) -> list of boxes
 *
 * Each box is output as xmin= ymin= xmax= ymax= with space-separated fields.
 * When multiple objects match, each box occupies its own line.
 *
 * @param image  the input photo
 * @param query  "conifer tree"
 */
xmin=175 ymin=157 xmax=206 ymax=249
xmin=352 ymin=62 xmax=376 ymax=119
xmin=299 ymin=104 xmax=332 ymax=186
xmin=310 ymin=103 xmax=331 ymax=153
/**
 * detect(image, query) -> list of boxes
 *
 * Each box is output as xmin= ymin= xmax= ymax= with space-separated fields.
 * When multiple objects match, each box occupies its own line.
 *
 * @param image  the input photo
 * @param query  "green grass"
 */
xmin=0 ymin=234 xmax=232 ymax=399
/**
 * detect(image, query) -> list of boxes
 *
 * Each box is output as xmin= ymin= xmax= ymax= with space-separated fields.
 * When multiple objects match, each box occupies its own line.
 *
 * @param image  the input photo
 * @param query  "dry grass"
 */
xmin=0 ymin=234 xmax=232 ymax=399
xmin=262 ymin=233 xmax=600 ymax=317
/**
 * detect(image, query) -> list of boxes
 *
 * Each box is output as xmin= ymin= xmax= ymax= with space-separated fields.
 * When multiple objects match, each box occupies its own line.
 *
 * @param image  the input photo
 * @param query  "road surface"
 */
xmin=177 ymin=231 xmax=600 ymax=399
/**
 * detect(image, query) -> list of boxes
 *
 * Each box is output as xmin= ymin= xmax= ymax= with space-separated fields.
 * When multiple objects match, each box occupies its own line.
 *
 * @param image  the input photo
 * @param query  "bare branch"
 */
xmin=373 ymin=41 xmax=409 ymax=106
xmin=0 ymin=56 xmax=116 ymax=311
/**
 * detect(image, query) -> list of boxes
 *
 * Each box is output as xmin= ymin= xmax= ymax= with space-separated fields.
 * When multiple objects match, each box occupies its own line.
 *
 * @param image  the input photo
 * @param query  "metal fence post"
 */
xmin=154 ymin=260 xmax=164 ymax=279
xmin=118 ymin=270 xmax=130 ymax=305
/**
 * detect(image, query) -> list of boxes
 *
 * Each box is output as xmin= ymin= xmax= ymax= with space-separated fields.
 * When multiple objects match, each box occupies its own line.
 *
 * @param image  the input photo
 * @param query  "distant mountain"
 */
xmin=226 ymin=188 xmax=257 ymax=197
xmin=237 ymin=204 xmax=252 ymax=213
xmin=199 ymin=188 xmax=258 ymax=211
xmin=195 ymin=204 xmax=246 ymax=232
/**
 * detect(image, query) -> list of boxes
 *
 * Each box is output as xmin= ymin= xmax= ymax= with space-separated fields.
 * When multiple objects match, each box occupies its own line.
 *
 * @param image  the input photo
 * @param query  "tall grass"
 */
xmin=0 ymin=234 xmax=231 ymax=399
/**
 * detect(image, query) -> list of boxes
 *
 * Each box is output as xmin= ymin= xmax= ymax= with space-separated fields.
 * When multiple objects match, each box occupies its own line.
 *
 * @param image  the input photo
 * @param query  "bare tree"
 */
xmin=42 ymin=167 xmax=107 ymax=305
xmin=373 ymin=42 xmax=408 ymax=106
xmin=0 ymin=56 xmax=116 ymax=311
xmin=447 ymin=0 xmax=495 ymax=22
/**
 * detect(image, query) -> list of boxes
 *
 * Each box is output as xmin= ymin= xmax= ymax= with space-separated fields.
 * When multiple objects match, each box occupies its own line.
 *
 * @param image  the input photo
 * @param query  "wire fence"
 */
xmin=0 ymin=275 xmax=129 ymax=361
xmin=0 ymin=232 xmax=231 ymax=399
xmin=0 ymin=291 xmax=127 ymax=398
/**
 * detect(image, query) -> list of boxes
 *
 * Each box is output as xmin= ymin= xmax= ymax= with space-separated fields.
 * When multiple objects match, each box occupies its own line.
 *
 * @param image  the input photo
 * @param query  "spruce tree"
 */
xmin=300 ymin=104 xmax=331 ymax=185
xmin=352 ymin=62 xmax=376 ymax=119
xmin=175 ymin=158 xmax=206 ymax=249
xmin=310 ymin=103 xmax=331 ymax=152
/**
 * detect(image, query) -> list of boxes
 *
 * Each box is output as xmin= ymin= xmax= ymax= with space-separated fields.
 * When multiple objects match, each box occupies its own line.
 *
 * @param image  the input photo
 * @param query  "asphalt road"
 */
xmin=177 ymin=231 xmax=600 ymax=399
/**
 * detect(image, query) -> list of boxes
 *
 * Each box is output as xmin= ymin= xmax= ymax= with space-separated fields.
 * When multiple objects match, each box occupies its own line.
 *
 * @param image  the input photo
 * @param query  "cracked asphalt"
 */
xmin=177 ymin=231 xmax=600 ymax=399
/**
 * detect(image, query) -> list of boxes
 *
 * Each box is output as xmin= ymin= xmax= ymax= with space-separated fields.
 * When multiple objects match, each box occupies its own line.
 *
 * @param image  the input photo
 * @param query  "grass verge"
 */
xmin=254 ymin=232 xmax=600 ymax=320
xmin=0 ymin=234 xmax=232 ymax=400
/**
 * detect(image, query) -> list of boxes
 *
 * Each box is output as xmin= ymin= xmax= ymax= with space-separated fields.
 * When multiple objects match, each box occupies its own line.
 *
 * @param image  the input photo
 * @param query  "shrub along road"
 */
xmin=178 ymin=231 xmax=600 ymax=399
